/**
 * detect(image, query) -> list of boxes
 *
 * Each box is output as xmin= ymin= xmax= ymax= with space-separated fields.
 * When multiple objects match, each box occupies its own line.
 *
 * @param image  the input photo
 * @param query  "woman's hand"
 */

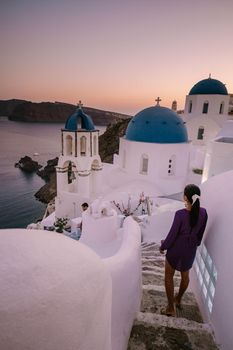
xmin=160 ymin=240 xmax=165 ymax=254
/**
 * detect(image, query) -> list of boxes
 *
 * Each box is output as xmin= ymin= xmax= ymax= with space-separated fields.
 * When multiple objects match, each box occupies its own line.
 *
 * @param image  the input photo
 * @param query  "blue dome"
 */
xmin=125 ymin=106 xmax=188 ymax=143
xmin=65 ymin=106 xmax=95 ymax=131
xmin=189 ymin=78 xmax=228 ymax=95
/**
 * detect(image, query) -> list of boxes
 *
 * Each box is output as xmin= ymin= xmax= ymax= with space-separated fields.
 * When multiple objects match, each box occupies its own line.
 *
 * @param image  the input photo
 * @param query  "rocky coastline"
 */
xmin=0 ymin=99 xmax=131 ymax=126
xmin=15 ymin=156 xmax=42 ymax=172
xmin=35 ymin=158 xmax=58 ymax=204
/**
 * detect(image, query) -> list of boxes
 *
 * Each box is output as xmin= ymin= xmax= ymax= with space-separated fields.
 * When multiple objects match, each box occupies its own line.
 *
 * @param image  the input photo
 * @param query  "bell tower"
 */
xmin=55 ymin=101 xmax=102 ymax=219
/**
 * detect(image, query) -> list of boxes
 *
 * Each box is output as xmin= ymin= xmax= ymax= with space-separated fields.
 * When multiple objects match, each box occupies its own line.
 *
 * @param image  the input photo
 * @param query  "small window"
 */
xmin=140 ymin=155 xmax=149 ymax=174
xmin=188 ymin=101 xmax=192 ymax=113
xmin=66 ymin=135 xmax=73 ymax=156
xmin=93 ymin=135 xmax=97 ymax=155
xmin=219 ymin=102 xmax=224 ymax=114
xmin=202 ymin=102 xmax=209 ymax=114
xmin=197 ymin=126 xmax=204 ymax=140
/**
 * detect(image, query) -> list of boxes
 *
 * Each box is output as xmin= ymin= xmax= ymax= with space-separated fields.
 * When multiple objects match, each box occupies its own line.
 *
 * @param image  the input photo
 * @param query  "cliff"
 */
xmin=0 ymin=99 xmax=27 ymax=116
xmin=0 ymin=99 xmax=131 ymax=126
xmin=99 ymin=118 xmax=130 ymax=163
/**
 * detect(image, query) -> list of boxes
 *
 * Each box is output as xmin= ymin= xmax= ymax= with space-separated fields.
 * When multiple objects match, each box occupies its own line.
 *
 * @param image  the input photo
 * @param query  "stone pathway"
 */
xmin=127 ymin=242 xmax=219 ymax=350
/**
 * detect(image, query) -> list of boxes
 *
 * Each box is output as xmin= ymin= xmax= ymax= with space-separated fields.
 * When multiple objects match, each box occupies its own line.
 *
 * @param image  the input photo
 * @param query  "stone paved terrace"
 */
xmin=127 ymin=242 xmax=220 ymax=350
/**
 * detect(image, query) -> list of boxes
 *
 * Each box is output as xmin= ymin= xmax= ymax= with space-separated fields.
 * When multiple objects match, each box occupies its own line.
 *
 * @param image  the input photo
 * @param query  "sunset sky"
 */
xmin=1 ymin=0 xmax=233 ymax=114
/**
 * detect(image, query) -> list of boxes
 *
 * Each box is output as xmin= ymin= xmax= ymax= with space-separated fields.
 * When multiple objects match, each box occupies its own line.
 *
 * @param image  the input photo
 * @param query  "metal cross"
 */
xmin=78 ymin=100 xmax=83 ymax=108
xmin=155 ymin=97 xmax=162 ymax=106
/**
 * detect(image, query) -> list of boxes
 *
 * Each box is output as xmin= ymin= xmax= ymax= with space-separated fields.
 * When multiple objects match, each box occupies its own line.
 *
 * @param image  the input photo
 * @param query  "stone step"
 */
xmin=141 ymin=247 xmax=160 ymax=253
xmin=142 ymin=259 xmax=166 ymax=267
xmin=141 ymin=254 xmax=162 ymax=260
xmin=141 ymin=251 xmax=161 ymax=257
xmin=141 ymin=246 xmax=159 ymax=253
xmin=141 ymin=286 xmax=203 ymax=323
xmin=128 ymin=312 xmax=219 ymax=350
xmin=142 ymin=261 xmax=165 ymax=270
xmin=141 ymin=242 xmax=158 ymax=248
xmin=142 ymin=272 xmax=180 ymax=287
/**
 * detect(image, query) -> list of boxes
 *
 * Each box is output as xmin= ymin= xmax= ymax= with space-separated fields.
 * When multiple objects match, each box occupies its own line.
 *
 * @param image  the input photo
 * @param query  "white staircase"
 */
xmin=128 ymin=242 xmax=220 ymax=350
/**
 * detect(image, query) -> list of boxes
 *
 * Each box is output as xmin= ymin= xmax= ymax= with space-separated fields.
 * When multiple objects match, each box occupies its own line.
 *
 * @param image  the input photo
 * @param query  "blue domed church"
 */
xmin=183 ymin=76 xmax=230 ymax=146
xmin=55 ymin=102 xmax=103 ymax=219
xmin=114 ymin=99 xmax=190 ymax=195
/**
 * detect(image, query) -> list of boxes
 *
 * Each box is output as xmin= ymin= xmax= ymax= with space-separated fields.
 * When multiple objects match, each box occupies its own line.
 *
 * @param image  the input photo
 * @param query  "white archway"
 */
xmin=80 ymin=136 xmax=87 ymax=156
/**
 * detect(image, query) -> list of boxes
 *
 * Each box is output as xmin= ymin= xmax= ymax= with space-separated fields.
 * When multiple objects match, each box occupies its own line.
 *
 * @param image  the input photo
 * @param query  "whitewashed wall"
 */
xmin=0 ymin=229 xmax=112 ymax=350
xmin=184 ymin=94 xmax=229 ymax=125
xmin=118 ymin=138 xmax=190 ymax=195
xmin=185 ymin=117 xmax=220 ymax=146
xmin=191 ymin=170 xmax=233 ymax=350
xmin=103 ymin=217 xmax=142 ymax=350
xmin=202 ymin=139 xmax=233 ymax=181
xmin=81 ymin=214 xmax=142 ymax=350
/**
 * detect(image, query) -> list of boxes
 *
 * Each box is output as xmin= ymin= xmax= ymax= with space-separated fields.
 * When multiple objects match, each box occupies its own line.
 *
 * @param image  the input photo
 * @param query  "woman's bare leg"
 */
xmin=176 ymin=270 xmax=190 ymax=305
xmin=164 ymin=259 xmax=175 ymax=314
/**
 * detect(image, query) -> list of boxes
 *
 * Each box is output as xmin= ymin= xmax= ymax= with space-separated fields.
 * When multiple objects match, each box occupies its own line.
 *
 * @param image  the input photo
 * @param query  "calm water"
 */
xmin=0 ymin=118 xmax=105 ymax=229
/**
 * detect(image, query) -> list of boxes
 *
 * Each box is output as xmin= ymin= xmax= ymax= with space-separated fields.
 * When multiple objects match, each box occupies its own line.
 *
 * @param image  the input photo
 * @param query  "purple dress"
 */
xmin=160 ymin=208 xmax=208 ymax=271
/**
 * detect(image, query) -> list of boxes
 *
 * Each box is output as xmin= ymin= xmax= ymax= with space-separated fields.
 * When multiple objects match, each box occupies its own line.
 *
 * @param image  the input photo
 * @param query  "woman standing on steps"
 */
xmin=159 ymin=184 xmax=208 ymax=317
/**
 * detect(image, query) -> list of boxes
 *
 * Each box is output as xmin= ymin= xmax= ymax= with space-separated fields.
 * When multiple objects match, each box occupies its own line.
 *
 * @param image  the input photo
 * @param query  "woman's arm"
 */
xmin=160 ymin=211 xmax=181 ymax=251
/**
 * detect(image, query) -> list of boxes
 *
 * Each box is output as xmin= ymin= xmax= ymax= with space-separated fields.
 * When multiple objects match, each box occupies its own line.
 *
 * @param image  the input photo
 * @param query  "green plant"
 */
xmin=54 ymin=217 xmax=68 ymax=233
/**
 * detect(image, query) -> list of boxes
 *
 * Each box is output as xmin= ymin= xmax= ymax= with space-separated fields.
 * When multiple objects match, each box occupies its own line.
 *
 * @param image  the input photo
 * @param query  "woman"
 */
xmin=160 ymin=184 xmax=208 ymax=317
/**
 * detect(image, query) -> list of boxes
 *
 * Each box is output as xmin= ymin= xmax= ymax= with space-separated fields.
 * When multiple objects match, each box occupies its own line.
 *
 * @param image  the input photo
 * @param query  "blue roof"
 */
xmin=189 ymin=78 xmax=228 ymax=95
xmin=65 ymin=107 xmax=95 ymax=131
xmin=125 ymin=106 xmax=188 ymax=143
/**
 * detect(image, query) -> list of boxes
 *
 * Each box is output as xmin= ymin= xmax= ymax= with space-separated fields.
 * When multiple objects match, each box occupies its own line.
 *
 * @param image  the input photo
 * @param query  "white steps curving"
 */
xmin=127 ymin=242 xmax=219 ymax=350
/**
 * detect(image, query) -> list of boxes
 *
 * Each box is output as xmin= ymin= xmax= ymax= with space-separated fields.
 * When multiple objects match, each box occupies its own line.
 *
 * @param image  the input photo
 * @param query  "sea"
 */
xmin=0 ymin=117 xmax=105 ymax=229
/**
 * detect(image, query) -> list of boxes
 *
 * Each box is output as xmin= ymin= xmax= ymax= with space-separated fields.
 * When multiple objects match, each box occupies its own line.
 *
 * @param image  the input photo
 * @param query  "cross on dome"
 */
xmin=155 ymin=97 xmax=162 ymax=106
xmin=77 ymin=100 xmax=83 ymax=108
xmin=208 ymin=73 xmax=212 ymax=79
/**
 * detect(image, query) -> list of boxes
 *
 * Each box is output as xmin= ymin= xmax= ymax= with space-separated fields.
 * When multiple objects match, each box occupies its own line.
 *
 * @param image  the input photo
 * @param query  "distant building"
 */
xmin=202 ymin=120 xmax=233 ymax=181
xmin=183 ymin=76 xmax=230 ymax=146
xmin=114 ymin=100 xmax=190 ymax=195
xmin=171 ymin=100 xmax=177 ymax=111
xmin=55 ymin=102 xmax=103 ymax=219
xmin=228 ymin=93 xmax=233 ymax=115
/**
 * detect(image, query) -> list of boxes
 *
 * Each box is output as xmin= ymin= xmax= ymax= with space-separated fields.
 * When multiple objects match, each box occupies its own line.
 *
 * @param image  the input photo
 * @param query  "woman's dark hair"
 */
xmin=184 ymin=184 xmax=201 ymax=228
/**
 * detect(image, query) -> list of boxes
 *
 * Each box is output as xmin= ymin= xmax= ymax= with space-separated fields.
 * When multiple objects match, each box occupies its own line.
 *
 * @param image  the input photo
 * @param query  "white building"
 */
xmin=202 ymin=120 xmax=233 ymax=181
xmin=183 ymin=76 xmax=230 ymax=146
xmin=229 ymin=93 xmax=233 ymax=114
xmin=192 ymin=169 xmax=233 ymax=350
xmin=55 ymin=102 xmax=103 ymax=219
xmin=113 ymin=101 xmax=190 ymax=196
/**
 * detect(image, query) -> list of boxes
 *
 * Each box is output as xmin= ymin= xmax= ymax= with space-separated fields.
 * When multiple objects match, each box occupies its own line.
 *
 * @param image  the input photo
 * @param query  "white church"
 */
xmin=55 ymin=76 xmax=233 ymax=221
xmin=1 ymin=76 xmax=233 ymax=350
xmin=183 ymin=75 xmax=230 ymax=146
xmin=56 ymin=97 xmax=191 ymax=219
